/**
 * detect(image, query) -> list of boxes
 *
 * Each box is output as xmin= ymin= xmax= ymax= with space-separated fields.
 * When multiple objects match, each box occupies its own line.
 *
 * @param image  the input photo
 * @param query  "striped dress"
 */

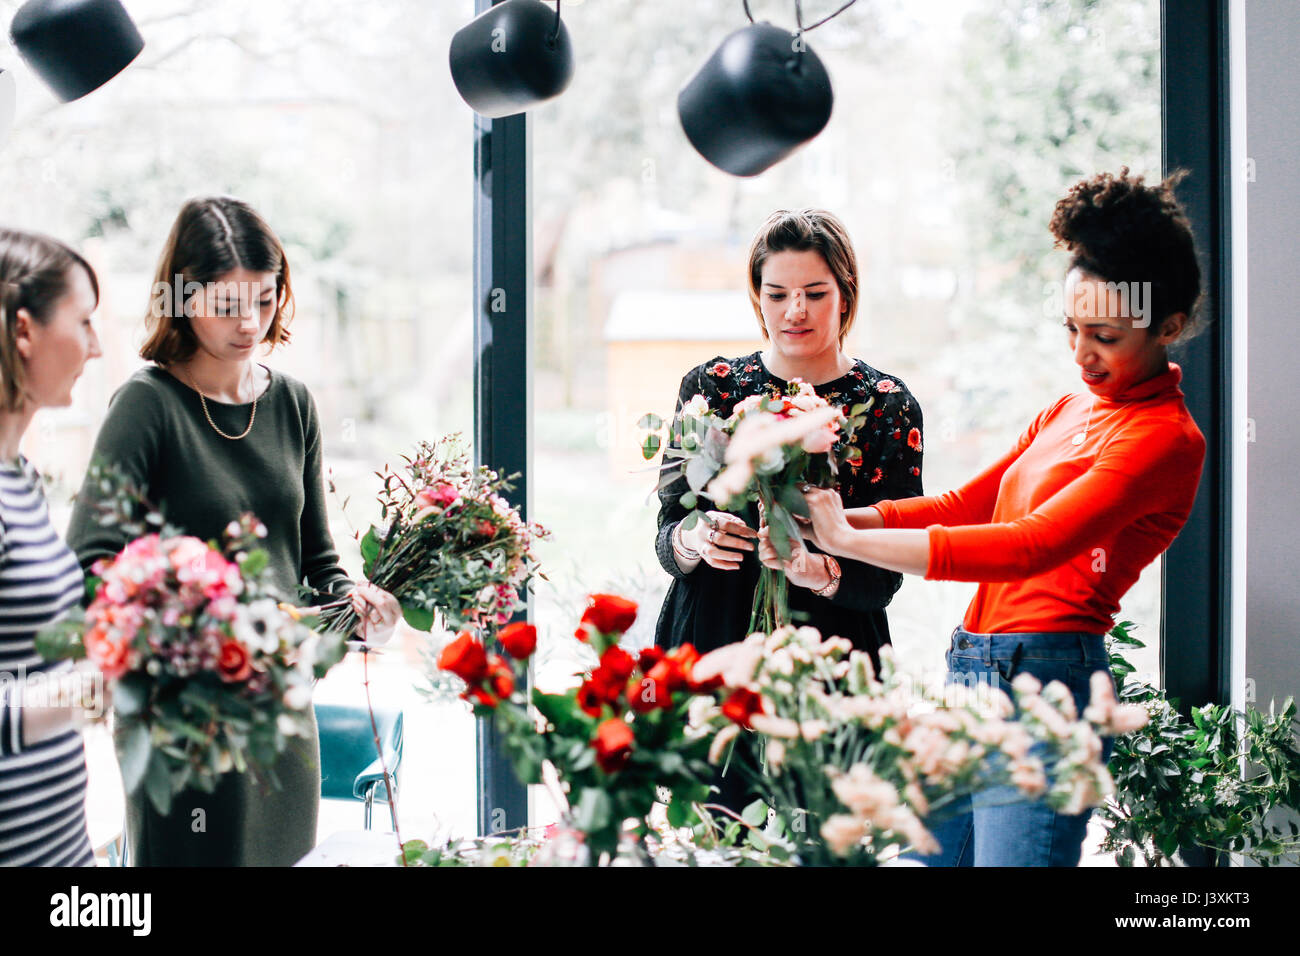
xmin=0 ymin=456 xmax=93 ymax=866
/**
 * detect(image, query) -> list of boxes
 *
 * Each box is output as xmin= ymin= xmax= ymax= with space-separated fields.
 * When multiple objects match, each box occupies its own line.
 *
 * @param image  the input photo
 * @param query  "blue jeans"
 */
xmin=908 ymin=627 xmax=1116 ymax=867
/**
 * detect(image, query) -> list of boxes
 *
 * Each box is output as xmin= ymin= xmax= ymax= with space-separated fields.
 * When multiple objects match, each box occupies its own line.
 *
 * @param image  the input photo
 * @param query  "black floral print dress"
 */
xmin=654 ymin=351 xmax=924 ymax=662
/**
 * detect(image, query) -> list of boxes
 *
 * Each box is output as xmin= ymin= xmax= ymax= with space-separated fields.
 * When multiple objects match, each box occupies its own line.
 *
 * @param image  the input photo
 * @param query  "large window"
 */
xmin=531 ymin=0 xmax=1164 ymax=738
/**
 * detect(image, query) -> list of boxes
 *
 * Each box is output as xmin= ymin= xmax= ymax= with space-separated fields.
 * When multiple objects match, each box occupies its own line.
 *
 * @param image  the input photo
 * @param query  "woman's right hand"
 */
xmin=679 ymin=511 xmax=758 ymax=571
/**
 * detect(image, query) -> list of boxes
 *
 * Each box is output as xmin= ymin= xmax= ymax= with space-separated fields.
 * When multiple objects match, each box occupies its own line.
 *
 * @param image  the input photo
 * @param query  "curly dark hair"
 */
xmin=1049 ymin=167 xmax=1202 ymax=339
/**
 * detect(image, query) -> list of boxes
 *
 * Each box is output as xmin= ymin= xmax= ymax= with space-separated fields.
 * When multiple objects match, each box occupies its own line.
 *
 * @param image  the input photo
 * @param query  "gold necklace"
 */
xmin=183 ymin=365 xmax=259 ymax=440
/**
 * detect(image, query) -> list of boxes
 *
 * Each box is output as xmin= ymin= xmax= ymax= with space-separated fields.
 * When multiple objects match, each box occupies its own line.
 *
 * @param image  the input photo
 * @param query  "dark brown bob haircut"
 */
xmin=141 ymin=196 xmax=294 ymax=363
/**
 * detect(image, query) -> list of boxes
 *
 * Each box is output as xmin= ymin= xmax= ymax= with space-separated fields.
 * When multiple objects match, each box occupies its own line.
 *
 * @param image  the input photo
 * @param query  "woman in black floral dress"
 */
xmin=655 ymin=210 xmax=924 ymax=667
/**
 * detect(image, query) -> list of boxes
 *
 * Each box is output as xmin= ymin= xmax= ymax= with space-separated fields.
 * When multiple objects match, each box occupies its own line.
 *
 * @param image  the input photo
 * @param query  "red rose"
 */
xmin=907 ymin=428 xmax=922 ymax=452
xmin=599 ymin=646 xmax=637 ymax=682
xmin=708 ymin=362 xmax=731 ymax=377
xmin=874 ymin=409 xmax=884 ymax=417
xmin=476 ymin=519 xmax=498 ymax=539
xmin=593 ymin=718 xmax=635 ymax=773
xmin=892 ymin=429 xmax=901 ymax=440
xmin=646 ymin=658 xmax=683 ymax=693
xmin=628 ymin=675 xmax=668 ymax=713
xmin=722 ymin=687 xmax=764 ymax=728
xmin=638 ymin=647 xmax=664 ymax=672
xmin=466 ymin=684 xmax=499 ymax=709
xmin=587 ymin=666 xmax=627 ymax=705
xmin=498 ymin=622 xmax=537 ymax=660
xmin=438 ymin=631 xmax=489 ymax=685
xmin=911 ymin=466 xmax=920 ymax=476
xmin=85 ymin=626 xmax=130 ymax=680
xmin=217 ymin=639 xmax=253 ymax=683
xmin=581 ymin=594 xmax=638 ymax=636
xmin=488 ymin=654 xmax=515 ymax=699
xmin=577 ymin=680 xmax=607 ymax=717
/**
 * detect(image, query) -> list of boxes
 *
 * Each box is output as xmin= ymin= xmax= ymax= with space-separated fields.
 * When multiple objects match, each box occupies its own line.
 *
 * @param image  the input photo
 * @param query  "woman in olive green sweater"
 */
xmin=67 ymin=197 xmax=400 ymax=866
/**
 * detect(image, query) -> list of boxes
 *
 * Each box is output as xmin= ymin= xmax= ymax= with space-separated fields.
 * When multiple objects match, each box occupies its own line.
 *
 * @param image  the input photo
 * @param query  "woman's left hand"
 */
xmin=801 ymin=487 xmax=854 ymax=557
xmin=350 ymin=582 xmax=402 ymax=646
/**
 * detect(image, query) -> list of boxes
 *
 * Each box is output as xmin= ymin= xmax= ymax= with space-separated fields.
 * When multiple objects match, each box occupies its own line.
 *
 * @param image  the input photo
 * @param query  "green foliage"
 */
xmin=1100 ymin=622 xmax=1300 ymax=866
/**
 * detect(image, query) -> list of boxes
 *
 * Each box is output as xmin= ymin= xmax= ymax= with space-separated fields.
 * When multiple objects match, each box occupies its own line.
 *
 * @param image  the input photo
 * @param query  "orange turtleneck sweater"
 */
xmin=873 ymin=364 xmax=1205 ymax=635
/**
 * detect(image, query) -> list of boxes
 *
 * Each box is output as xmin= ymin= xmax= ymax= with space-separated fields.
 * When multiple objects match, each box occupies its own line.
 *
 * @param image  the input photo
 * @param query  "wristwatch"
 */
xmin=812 ymin=554 xmax=841 ymax=598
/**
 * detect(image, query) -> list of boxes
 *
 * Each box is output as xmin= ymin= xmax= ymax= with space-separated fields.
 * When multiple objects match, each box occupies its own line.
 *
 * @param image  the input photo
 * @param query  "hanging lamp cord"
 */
xmin=549 ymin=0 xmax=562 ymax=44
xmin=743 ymin=0 xmax=859 ymax=32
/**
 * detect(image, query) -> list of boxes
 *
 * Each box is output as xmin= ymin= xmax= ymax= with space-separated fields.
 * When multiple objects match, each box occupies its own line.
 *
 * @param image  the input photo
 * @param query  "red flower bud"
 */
xmin=581 ymin=594 xmax=638 ymax=636
xmin=438 ymin=631 xmax=489 ymax=685
xmin=498 ymin=622 xmax=537 ymax=660
xmin=722 ymin=687 xmax=764 ymax=729
xmin=593 ymin=718 xmax=634 ymax=773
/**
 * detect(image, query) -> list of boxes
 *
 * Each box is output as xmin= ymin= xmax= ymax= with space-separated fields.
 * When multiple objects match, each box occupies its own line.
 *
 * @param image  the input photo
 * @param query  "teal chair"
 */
xmin=315 ymin=704 xmax=404 ymax=831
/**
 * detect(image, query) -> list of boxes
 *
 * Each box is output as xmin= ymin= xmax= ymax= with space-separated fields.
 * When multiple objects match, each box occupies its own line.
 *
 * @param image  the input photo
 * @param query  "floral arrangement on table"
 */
xmin=314 ymin=436 xmax=548 ymax=638
xmin=640 ymin=380 xmax=872 ymax=631
xmin=692 ymin=624 xmax=1145 ymax=866
xmin=433 ymin=594 xmax=718 ymax=863
xmin=1099 ymin=621 xmax=1300 ymax=867
xmin=38 ymin=466 xmax=348 ymax=814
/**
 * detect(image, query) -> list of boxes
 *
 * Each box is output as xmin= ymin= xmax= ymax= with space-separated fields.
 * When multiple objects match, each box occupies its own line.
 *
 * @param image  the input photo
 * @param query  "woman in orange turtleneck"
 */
xmin=792 ymin=169 xmax=1207 ymax=866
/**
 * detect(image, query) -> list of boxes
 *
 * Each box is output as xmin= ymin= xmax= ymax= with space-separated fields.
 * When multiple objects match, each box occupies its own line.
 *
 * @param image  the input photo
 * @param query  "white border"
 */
xmin=1228 ymin=0 xmax=1248 ymax=721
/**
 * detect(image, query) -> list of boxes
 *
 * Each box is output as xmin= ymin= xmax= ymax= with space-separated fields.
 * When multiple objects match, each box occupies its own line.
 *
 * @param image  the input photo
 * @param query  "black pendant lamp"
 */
xmin=449 ymin=0 xmax=574 ymax=119
xmin=679 ymin=1 xmax=852 ymax=177
xmin=10 ymin=0 xmax=144 ymax=103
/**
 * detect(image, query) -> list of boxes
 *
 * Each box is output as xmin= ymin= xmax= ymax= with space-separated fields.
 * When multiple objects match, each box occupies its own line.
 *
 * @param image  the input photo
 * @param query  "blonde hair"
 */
xmin=746 ymin=208 xmax=859 ymax=344
xmin=0 ymin=229 xmax=99 ymax=411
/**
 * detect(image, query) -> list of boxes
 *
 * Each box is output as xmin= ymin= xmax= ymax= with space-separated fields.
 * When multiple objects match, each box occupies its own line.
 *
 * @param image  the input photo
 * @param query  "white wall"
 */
xmin=1244 ymin=0 xmax=1300 ymax=718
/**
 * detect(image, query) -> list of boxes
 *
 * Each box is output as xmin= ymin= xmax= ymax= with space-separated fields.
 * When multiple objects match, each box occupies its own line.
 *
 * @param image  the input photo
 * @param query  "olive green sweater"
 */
xmin=66 ymin=364 xmax=353 ymax=604
xmin=65 ymin=363 xmax=352 ymax=866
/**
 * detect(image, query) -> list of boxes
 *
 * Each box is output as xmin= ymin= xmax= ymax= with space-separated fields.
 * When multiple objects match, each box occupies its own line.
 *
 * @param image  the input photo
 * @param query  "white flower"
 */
xmin=1011 ymin=673 xmax=1042 ymax=696
xmin=766 ymin=739 xmax=786 ymax=772
xmin=768 ymin=649 xmax=795 ymax=677
xmin=687 ymin=696 xmax=720 ymax=729
xmin=682 ymin=394 xmax=711 ymax=420
xmin=216 ymin=749 xmax=234 ymax=774
xmin=694 ymin=641 xmax=764 ymax=689
xmin=232 ymin=598 xmax=288 ymax=654
xmin=831 ymin=765 xmax=902 ymax=822
xmin=278 ymin=713 xmax=305 ymax=737
xmin=225 ymin=520 xmax=242 ymax=539
xmin=283 ymin=684 xmax=312 ymax=710
xmin=800 ymin=720 xmax=830 ymax=742
xmin=708 ymin=724 xmax=740 ymax=765
xmin=749 ymin=714 xmax=800 ymax=738
xmin=820 ymin=814 xmax=867 ymax=857
xmin=1009 ymin=758 xmax=1047 ymax=797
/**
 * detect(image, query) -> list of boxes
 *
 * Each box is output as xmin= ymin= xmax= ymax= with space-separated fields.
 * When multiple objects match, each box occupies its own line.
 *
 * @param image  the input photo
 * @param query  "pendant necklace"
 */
xmin=1072 ymin=397 xmax=1123 ymax=446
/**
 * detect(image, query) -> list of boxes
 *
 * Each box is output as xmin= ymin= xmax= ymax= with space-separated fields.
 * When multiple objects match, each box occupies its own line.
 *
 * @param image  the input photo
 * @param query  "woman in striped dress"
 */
xmin=0 ymin=229 xmax=104 ymax=866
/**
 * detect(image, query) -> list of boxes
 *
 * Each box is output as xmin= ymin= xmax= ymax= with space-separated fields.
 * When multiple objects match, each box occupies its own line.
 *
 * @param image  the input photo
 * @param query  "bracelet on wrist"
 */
xmin=673 ymin=522 xmax=701 ymax=561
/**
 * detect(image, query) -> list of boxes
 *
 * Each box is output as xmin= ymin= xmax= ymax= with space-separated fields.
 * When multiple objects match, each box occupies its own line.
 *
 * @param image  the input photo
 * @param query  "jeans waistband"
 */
xmin=949 ymin=626 xmax=1108 ymax=665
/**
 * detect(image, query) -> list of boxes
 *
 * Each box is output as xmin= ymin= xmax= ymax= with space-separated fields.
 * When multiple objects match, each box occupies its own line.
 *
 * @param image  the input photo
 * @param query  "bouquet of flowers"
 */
xmin=434 ymin=594 xmax=718 ymax=863
xmin=315 ymin=436 xmax=548 ymax=637
xmin=693 ymin=625 xmax=1145 ymax=866
xmin=38 ymin=484 xmax=348 ymax=815
xmin=641 ymin=380 xmax=871 ymax=630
